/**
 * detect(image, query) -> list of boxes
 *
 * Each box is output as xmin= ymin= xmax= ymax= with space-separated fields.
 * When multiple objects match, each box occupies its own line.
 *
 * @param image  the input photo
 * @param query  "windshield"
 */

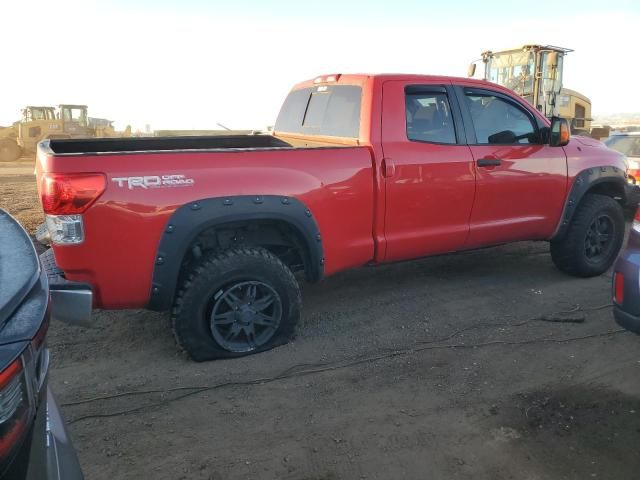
xmin=23 ymin=108 xmax=55 ymax=121
xmin=487 ymin=50 xmax=535 ymax=98
xmin=605 ymin=136 xmax=640 ymax=157
xmin=32 ymin=109 xmax=54 ymax=120
xmin=62 ymin=107 xmax=87 ymax=124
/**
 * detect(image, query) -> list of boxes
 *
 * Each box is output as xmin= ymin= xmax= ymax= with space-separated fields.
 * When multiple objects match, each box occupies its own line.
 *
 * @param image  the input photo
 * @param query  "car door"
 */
xmin=381 ymin=81 xmax=476 ymax=262
xmin=455 ymin=85 xmax=568 ymax=247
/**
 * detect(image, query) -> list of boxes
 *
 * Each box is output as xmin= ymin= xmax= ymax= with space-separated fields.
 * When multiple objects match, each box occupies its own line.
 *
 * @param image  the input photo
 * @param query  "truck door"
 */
xmin=455 ymin=86 xmax=567 ymax=247
xmin=381 ymin=81 xmax=476 ymax=262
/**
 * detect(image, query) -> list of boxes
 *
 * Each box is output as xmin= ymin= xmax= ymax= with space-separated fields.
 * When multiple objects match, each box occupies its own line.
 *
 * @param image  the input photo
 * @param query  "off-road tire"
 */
xmin=171 ymin=247 xmax=301 ymax=361
xmin=550 ymin=193 xmax=624 ymax=277
xmin=0 ymin=138 xmax=22 ymax=162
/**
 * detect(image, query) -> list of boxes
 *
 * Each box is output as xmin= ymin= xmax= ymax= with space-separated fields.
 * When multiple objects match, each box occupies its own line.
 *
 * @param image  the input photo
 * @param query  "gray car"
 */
xmin=0 ymin=210 xmax=83 ymax=479
xmin=612 ymin=204 xmax=640 ymax=334
xmin=605 ymin=131 xmax=640 ymax=184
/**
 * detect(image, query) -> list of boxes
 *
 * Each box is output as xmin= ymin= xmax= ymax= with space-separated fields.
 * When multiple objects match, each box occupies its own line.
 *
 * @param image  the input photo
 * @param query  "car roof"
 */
xmin=609 ymin=131 xmax=640 ymax=136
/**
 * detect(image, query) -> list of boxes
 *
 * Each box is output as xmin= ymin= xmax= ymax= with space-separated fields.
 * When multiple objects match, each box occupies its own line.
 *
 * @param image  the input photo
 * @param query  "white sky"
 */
xmin=2 ymin=1 xmax=639 ymax=131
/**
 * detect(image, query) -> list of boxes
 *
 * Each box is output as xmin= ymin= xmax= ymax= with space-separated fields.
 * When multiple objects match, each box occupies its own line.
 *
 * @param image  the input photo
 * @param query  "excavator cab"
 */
xmin=59 ymin=104 xmax=91 ymax=135
xmin=22 ymin=107 xmax=57 ymax=122
xmin=469 ymin=45 xmax=591 ymax=134
xmin=16 ymin=106 xmax=61 ymax=153
xmin=0 ymin=104 xmax=124 ymax=161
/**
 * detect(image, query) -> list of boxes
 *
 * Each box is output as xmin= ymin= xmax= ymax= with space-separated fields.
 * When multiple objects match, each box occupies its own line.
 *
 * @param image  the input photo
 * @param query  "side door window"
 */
xmin=381 ymin=81 xmax=476 ymax=260
xmin=405 ymin=90 xmax=457 ymax=144
xmin=465 ymin=92 xmax=537 ymax=145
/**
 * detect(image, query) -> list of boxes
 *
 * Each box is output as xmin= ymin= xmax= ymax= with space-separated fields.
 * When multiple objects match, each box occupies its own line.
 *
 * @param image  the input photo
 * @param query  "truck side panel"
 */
xmin=38 ymin=147 xmax=375 ymax=308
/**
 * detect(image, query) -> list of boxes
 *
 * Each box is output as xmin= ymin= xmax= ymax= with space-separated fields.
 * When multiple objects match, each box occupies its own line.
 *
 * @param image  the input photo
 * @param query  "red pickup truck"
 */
xmin=36 ymin=74 xmax=631 ymax=361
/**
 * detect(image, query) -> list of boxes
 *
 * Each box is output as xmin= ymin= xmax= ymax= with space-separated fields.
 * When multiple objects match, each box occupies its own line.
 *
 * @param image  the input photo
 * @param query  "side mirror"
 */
xmin=467 ymin=63 xmax=476 ymax=77
xmin=550 ymin=117 xmax=570 ymax=147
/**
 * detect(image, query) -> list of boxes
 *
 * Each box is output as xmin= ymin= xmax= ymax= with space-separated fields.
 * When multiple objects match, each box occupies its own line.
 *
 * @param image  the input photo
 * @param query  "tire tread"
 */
xmin=171 ymin=247 xmax=301 ymax=361
xmin=550 ymin=193 xmax=624 ymax=277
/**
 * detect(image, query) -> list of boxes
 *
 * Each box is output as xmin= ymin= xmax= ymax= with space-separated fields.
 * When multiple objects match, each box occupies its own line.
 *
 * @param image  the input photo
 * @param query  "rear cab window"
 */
xmin=275 ymin=85 xmax=362 ymax=138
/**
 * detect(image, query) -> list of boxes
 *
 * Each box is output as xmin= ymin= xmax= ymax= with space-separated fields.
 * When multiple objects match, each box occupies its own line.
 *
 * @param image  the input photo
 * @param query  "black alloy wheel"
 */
xmin=584 ymin=214 xmax=615 ymax=263
xmin=209 ymin=281 xmax=282 ymax=353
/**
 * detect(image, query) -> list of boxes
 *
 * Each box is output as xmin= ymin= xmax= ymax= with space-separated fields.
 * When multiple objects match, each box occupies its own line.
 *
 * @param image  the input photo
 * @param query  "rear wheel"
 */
xmin=0 ymin=138 xmax=22 ymax=162
xmin=171 ymin=247 xmax=301 ymax=361
xmin=550 ymin=193 xmax=624 ymax=277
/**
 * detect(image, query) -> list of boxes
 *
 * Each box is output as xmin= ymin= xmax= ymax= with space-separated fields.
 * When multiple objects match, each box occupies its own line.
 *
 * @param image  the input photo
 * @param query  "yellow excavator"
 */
xmin=1 ymin=106 xmax=57 ymax=161
xmin=0 ymin=105 xmax=130 ymax=161
xmin=468 ymin=45 xmax=601 ymax=137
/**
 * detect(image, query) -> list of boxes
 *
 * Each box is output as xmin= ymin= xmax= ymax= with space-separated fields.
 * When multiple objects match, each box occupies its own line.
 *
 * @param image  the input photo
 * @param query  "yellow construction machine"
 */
xmin=0 ymin=104 xmax=130 ymax=161
xmin=468 ymin=45 xmax=598 ymax=136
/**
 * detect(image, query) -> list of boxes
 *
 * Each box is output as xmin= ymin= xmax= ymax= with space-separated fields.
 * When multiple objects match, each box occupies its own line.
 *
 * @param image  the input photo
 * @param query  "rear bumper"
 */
xmin=613 ymin=306 xmax=640 ymax=334
xmin=613 ymin=245 xmax=640 ymax=334
xmin=40 ymin=249 xmax=93 ymax=326
xmin=43 ymin=388 xmax=84 ymax=480
xmin=24 ymin=386 xmax=84 ymax=480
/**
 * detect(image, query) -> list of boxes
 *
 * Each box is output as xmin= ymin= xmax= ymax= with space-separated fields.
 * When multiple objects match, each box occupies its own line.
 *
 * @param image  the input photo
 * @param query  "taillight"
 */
xmin=31 ymin=316 xmax=50 ymax=392
xmin=0 ymin=358 xmax=30 ymax=465
xmin=633 ymin=208 xmax=640 ymax=233
xmin=0 ymin=314 xmax=49 ymax=474
xmin=41 ymin=173 xmax=106 ymax=215
xmin=32 ymin=316 xmax=48 ymax=353
xmin=614 ymin=272 xmax=624 ymax=304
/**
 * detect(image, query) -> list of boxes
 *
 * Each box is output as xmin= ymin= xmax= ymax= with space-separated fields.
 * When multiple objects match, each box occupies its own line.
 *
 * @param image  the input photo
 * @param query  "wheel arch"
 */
xmin=148 ymin=195 xmax=323 ymax=311
xmin=552 ymin=165 xmax=627 ymax=241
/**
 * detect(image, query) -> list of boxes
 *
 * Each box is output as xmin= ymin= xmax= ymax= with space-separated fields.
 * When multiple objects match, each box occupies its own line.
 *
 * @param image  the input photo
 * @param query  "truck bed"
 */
xmin=36 ymin=137 xmax=375 ymax=309
xmin=47 ymin=134 xmax=293 ymax=155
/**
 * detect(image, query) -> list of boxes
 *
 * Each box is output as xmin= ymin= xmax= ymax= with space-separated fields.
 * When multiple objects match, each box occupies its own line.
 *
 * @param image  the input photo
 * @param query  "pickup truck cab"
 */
xmin=36 ymin=74 xmax=631 ymax=361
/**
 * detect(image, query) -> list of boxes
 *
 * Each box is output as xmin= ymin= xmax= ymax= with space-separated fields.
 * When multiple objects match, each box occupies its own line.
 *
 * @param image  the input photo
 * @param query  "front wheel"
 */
xmin=0 ymin=138 xmax=22 ymax=162
xmin=550 ymin=193 xmax=625 ymax=277
xmin=171 ymin=247 xmax=301 ymax=361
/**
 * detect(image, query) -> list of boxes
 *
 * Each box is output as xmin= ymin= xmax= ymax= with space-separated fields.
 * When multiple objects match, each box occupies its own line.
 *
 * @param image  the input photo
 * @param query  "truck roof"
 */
xmin=291 ymin=73 xmax=517 ymax=96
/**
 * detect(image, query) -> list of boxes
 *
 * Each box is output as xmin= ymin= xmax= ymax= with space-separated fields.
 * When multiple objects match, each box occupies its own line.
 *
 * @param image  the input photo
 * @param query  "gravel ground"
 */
xmin=0 ymin=159 xmax=40 ymax=234
xmin=2 ymin=165 xmax=639 ymax=480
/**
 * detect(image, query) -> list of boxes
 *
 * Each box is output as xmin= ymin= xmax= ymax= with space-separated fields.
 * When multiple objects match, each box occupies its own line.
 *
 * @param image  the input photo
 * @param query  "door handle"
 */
xmin=476 ymin=158 xmax=502 ymax=167
xmin=382 ymin=157 xmax=396 ymax=178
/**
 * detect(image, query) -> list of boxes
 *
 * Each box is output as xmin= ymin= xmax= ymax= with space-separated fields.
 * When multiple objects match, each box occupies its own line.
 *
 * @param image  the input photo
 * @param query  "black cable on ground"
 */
xmin=63 ymin=303 xmax=623 ymax=425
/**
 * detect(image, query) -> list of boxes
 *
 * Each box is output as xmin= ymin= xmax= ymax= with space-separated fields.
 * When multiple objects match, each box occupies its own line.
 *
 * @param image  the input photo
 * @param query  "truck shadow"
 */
xmin=51 ymin=240 xmax=612 ymax=366
xmin=491 ymin=385 xmax=640 ymax=479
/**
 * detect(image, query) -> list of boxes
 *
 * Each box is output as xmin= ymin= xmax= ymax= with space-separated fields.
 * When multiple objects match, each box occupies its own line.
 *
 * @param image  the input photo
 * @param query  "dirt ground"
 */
xmin=1 ymin=162 xmax=639 ymax=480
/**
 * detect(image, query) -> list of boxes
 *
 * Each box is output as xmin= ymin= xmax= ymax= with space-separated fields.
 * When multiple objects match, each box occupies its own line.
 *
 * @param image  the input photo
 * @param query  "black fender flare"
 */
xmin=147 ymin=195 xmax=324 ymax=311
xmin=552 ymin=165 xmax=627 ymax=240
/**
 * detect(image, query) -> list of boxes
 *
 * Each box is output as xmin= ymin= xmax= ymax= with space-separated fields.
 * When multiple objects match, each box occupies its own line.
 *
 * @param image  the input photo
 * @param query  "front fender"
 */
xmin=552 ymin=166 xmax=627 ymax=240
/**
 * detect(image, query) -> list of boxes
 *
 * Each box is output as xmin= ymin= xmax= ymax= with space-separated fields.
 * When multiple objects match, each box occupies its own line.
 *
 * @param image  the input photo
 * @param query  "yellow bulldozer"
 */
xmin=0 ymin=104 xmax=130 ymax=161
xmin=468 ymin=45 xmax=601 ymax=137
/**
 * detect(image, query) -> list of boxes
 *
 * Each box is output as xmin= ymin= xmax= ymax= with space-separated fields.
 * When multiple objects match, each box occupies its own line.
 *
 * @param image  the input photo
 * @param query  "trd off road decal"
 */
xmin=112 ymin=174 xmax=195 ymax=189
